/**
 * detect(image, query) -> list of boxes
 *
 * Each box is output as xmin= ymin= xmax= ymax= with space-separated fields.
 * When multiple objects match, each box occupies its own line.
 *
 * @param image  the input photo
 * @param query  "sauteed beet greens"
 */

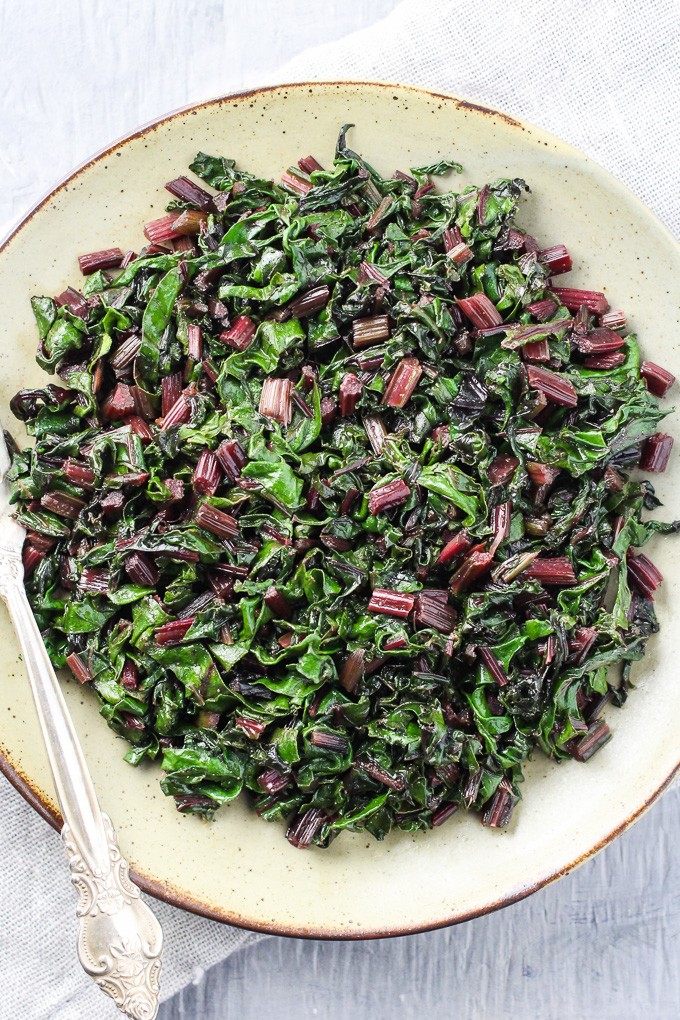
xmin=8 ymin=128 xmax=678 ymax=848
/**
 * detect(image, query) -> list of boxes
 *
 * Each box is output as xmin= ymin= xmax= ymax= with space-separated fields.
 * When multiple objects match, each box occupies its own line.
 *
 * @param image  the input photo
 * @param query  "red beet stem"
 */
xmin=382 ymin=357 xmax=423 ymax=408
xmin=78 ymin=567 xmax=111 ymax=594
xmin=487 ymin=455 xmax=520 ymax=486
xmin=527 ymin=365 xmax=578 ymax=408
xmin=383 ymin=635 xmax=408 ymax=651
xmin=143 ymin=214 xmax=180 ymax=245
xmin=449 ymin=550 xmax=493 ymax=594
xmin=109 ymin=333 xmax=142 ymax=372
xmin=155 ymin=618 xmax=195 ymax=645
xmin=281 ymin=169 xmax=312 ymax=195
xmin=367 ymin=588 xmax=415 ymax=618
xmin=414 ymin=590 xmax=457 ymax=632
xmin=78 ymin=248 xmax=124 ymax=275
xmin=260 ymin=378 xmax=293 ymax=426
xmin=366 ymin=196 xmax=394 ymax=232
xmin=521 ymin=339 xmax=550 ymax=362
xmin=131 ymin=385 xmax=156 ymax=420
xmin=571 ymin=720 xmax=611 ymax=762
xmin=641 ymin=361 xmax=675 ymax=397
xmin=258 ymin=768 xmax=290 ymax=794
xmin=160 ymin=477 xmax=184 ymax=503
xmin=431 ymin=426 xmax=453 ymax=451
xmin=63 ymin=459 xmax=95 ymax=489
xmin=264 ymin=587 xmax=293 ymax=619
xmin=572 ymin=327 xmax=626 ymax=355
xmin=568 ymin=626 xmax=598 ymax=664
xmin=262 ymin=525 xmax=292 ymax=546
xmin=26 ymin=531 xmax=56 ymax=553
xmin=356 ymin=757 xmax=404 ymax=790
xmin=40 ymin=491 xmax=85 ymax=519
xmin=161 ymin=373 xmax=183 ymax=417
xmin=478 ymin=647 xmax=509 ymax=686
xmin=165 ymin=176 xmax=215 ymax=211
xmin=340 ymin=649 xmax=366 ymax=693
xmin=436 ymin=530 xmax=473 ymax=567
xmin=524 ymin=556 xmax=577 ymax=585
xmin=526 ymin=298 xmax=558 ymax=322
xmin=318 ymin=396 xmax=336 ymax=426
xmin=174 ymin=239 xmax=198 ymax=259
xmin=193 ymin=449 xmax=222 ymax=495
xmin=443 ymin=225 xmax=464 ymax=250
xmin=359 ymin=262 xmax=390 ymax=286
xmin=292 ymin=397 xmax=314 ymax=423
xmin=339 ymin=373 xmax=363 ymax=416
xmin=99 ymin=492 xmax=125 ymax=520
xmin=627 ymin=552 xmax=663 ymax=598
xmin=195 ymin=503 xmax=240 ymax=539
xmin=187 ymin=323 xmax=203 ymax=361
xmin=352 ymin=315 xmax=390 ymax=348
xmin=310 ymin=730 xmax=349 ymax=752
xmin=124 ymin=551 xmax=159 ymax=586
xmin=538 ymin=245 xmax=572 ymax=275
xmin=219 ymin=315 xmax=257 ymax=351
xmin=102 ymin=382 xmax=137 ymax=421
xmin=172 ymin=209 xmax=207 ymax=236
xmin=551 ymin=287 xmax=609 ymax=314
xmin=481 ymin=785 xmax=515 ymax=827
xmin=476 ymin=184 xmax=490 ymax=224
xmin=414 ymin=183 xmax=435 ymax=200
xmin=66 ymin=652 xmax=92 ymax=684
xmin=526 ymin=461 xmax=561 ymax=487
xmin=125 ymin=417 xmax=152 ymax=443
xmin=120 ymin=659 xmax=139 ymax=690
xmin=363 ymin=415 xmax=387 ymax=455
xmin=600 ymin=309 xmax=627 ymax=330
xmin=640 ymin=433 xmax=673 ymax=472
xmin=216 ymin=439 xmax=247 ymax=481
xmin=583 ymin=353 xmax=626 ymax=370
xmin=489 ymin=501 xmax=511 ymax=553
xmin=456 ymin=293 xmax=503 ymax=329
xmin=298 ymin=155 xmax=323 ymax=174
xmin=22 ymin=544 xmax=46 ymax=578
xmin=286 ymin=808 xmax=326 ymax=848
xmin=339 ymin=486 xmax=359 ymax=515
xmin=104 ymin=470 xmax=148 ymax=488
xmin=56 ymin=287 xmax=89 ymax=318
xmin=286 ymin=285 xmax=330 ymax=319
xmin=432 ymin=802 xmax=459 ymax=826
xmin=160 ymin=394 xmax=191 ymax=430
xmin=208 ymin=568 xmax=236 ymax=598
xmin=446 ymin=241 xmax=473 ymax=265
xmin=368 ymin=479 xmax=410 ymax=515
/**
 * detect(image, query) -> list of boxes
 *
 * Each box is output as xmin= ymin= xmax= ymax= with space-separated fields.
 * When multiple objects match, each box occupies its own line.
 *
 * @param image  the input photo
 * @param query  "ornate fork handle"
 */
xmin=0 ymin=555 xmax=162 ymax=1018
xmin=63 ymin=814 xmax=162 ymax=1019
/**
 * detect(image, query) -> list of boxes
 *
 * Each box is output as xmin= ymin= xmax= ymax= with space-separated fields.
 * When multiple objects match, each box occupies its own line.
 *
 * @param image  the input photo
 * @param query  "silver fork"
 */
xmin=0 ymin=428 xmax=163 ymax=1019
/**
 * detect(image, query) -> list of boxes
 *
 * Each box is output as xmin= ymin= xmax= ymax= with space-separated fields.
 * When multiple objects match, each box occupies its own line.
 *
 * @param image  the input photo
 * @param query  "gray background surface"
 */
xmin=1 ymin=2 xmax=678 ymax=1018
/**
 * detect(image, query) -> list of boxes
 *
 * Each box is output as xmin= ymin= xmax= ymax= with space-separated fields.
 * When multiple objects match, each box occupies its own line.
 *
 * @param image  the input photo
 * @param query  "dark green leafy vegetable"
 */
xmin=9 ymin=129 xmax=678 ymax=848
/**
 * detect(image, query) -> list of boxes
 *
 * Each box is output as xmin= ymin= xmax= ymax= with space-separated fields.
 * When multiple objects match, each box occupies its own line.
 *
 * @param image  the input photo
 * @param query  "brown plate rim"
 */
xmin=1 ymin=79 xmax=679 ymax=939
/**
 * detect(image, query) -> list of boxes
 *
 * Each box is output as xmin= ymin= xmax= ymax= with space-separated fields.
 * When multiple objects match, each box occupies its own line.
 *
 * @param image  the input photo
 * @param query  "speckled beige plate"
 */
xmin=1 ymin=82 xmax=679 ymax=938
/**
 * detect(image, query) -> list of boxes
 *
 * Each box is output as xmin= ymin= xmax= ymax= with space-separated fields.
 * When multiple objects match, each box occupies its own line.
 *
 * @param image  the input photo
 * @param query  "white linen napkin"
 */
xmin=1 ymin=1 xmax=677 ymax=1017
xmin=274 ymin=0 xmax=679 ymax=236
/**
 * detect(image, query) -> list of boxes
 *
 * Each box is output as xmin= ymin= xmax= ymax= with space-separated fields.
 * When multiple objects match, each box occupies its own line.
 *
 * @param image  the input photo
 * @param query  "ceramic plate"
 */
xmin=1 ymin=82 xmax=678 ymax=938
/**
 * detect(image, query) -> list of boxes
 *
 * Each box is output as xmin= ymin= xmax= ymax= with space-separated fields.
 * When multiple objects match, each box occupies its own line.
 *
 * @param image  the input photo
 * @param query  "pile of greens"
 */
xmin=8 ymin=127 xmax=677 ymax=848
